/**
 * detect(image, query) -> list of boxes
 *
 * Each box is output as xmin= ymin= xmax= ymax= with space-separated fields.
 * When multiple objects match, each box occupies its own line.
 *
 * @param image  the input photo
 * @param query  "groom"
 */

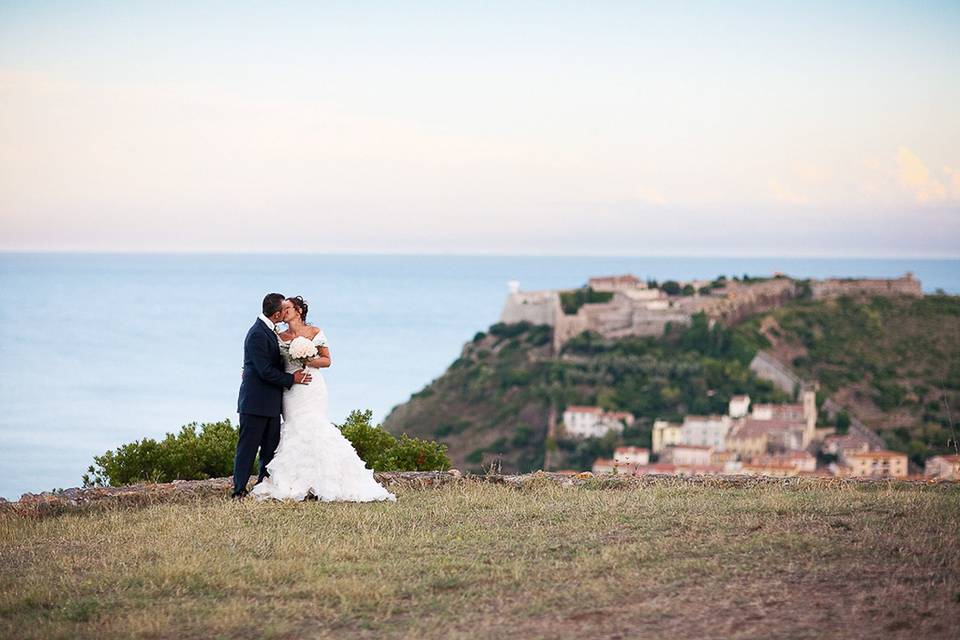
xmin=232 ymin=293 xmax=312 ymax=498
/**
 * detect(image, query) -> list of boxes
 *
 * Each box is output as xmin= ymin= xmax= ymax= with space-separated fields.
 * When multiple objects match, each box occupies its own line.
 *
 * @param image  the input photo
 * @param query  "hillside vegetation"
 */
xmin=741 ymin=294 xmax=960 ymax=464
xmin=2 ymin=480 xmax=956 ymax=639
xmin=385 ymin=316 xmax=790 ymax=473
xmin=385 ymin=295 xmax=960 ymax=473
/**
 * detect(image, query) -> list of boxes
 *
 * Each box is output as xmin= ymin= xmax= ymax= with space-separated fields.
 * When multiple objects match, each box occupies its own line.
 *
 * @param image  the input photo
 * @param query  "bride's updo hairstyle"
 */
xmin=288 ymin=296 xmax=309 ymax=322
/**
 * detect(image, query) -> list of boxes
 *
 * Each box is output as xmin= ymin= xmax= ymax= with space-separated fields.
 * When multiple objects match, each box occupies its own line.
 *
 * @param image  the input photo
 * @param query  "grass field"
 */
xmin=1 ymin=479 xmax=958 ymax=639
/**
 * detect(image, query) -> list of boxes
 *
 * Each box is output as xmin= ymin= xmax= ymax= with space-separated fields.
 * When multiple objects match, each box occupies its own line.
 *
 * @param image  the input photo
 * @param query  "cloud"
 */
xmin=896 ymin=146 xmax=948 ymax=204
xmin=768 ymin=178 xmax=809 ymax=205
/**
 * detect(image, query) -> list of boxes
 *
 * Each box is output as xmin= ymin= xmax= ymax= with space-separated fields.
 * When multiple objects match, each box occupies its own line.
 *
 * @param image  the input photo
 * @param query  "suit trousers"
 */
xmin=233 ymin=413 xmax=281 ymax=495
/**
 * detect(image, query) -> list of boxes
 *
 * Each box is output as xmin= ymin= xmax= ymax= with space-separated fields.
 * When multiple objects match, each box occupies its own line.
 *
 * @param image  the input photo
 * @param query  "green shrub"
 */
xmin=835 ymin=410 xmax=851 ymax=435
xmin=83 ymin=419 xmax=238 ymax=487
xmin=377 ymin=434 xmax=451 ymax=472
xmin=489 ymin=321 xmax=532 ymax=338
xmin=84 ymin=410 xmax=451 ymax=487
xmin=559 ymin=288 xmax=614 ymax=314
xmin=338 ymin=409 xmax=451 ymax=472
xmin=660 ymin=280 xmax=681 ymax=295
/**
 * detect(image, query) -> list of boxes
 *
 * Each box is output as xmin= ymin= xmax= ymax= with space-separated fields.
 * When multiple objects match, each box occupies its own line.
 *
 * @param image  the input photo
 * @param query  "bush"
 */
xmin=660 ymin=280 xmax=681 ymax=295
xmin=489 ymin=321 xmax=532 ymax=338
xmin=835 ymin=410 xmax=851 ymax=435
xmin=559 ymin=288 xmax=614 ymax=314
xmin=84 ymin=410 xmax=451 ymax=487
xmin=338 ymin=409 xmax=451 ymax=472
xmin=83 ymin=419 xmax=238 ymax=487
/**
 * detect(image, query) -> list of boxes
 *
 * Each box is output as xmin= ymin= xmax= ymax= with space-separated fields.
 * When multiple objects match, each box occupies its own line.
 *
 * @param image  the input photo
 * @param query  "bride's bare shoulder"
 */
xmin=305 ymin=325 xmax=322 ymax=340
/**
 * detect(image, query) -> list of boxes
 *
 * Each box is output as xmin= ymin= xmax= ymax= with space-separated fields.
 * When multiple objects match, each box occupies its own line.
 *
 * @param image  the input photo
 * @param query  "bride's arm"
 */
xmin=305 ymin=345 xmax=331 ymax=369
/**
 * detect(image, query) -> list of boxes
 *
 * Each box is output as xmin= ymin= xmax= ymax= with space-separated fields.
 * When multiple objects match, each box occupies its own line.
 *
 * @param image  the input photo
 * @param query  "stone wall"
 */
xmin=810 ymin=273 xmax=922 ymax=300
xmin=750 ymin=350 xmax=803 ymax=398
xmin=500 ymin=290 xmax=561 ymax=326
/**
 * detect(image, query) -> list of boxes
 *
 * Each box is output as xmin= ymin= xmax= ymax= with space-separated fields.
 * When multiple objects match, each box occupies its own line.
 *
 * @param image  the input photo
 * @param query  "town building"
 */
xmin=924 ymin=454 xmax=960 ymax=480
xmin=740 ymin=461 xmax=797 ymax=477
xmin=652 ymin=420 xmax=683 ymax=454
xmin=613 ymin=446 xmax=650 ymax=466
xmin=746 ymin=452 xmax=816 ymax=474
xmin=729 ymin=394 xmax=751 ymax=418
xmin=661 ymin=445 xmax=713 ymax=466
xmin=845 ymin=450 xmax=908 ymax=479
xmin=749 ymin=390 xmax=817 ymax=447
xmin=681 ymin=415 xmax=732 ymax=451
xmin=562 ymin=406 xmax=635 ymax=439
xmin=822 ymin=433 xmax=872 ymax=459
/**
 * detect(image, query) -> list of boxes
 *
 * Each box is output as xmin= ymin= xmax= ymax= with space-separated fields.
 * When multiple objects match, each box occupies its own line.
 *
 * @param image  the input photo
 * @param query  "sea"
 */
xmin=1 ymin=253 xmax=958 ymax=500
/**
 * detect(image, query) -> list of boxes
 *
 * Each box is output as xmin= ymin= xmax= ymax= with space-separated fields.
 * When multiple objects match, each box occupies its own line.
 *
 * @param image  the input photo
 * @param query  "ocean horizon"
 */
xmin=2 ymin=253 xmax=958 ymax=500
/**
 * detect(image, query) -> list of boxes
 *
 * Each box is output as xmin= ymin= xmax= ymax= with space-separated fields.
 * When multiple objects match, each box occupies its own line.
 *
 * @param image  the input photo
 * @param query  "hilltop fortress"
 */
xmin=500 ymin=272 xmax=922 ymax=351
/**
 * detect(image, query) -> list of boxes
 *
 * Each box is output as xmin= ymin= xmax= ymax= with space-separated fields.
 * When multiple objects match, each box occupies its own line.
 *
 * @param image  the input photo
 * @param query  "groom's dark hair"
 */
xmin=262 ymin=293 xmax=285 ymax=317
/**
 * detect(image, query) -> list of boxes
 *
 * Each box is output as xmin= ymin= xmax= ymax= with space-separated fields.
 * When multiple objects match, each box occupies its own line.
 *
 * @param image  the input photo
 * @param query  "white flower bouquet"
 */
xmin=283 ymin=336 xmax=318 ymax=369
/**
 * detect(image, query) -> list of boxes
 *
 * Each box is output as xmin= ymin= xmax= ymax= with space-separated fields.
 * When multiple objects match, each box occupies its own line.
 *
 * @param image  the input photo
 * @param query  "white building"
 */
xmin=729 ymin=394 xmax=751 ymax=418
xmin=681 ymin=415 xmax=732 ymax=451
xmin=614 ymin=446 xmax=650 ymax=466
xmin=563 ymin=406 xmax=635 ymax=439
xmin=662 ymin=445 xmax=713 ymax=466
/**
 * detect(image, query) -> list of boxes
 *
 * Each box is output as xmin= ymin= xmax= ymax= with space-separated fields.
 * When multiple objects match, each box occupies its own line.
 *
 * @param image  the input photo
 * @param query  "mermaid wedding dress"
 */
xmin=250 ymin=330 xmax=396 ymax=502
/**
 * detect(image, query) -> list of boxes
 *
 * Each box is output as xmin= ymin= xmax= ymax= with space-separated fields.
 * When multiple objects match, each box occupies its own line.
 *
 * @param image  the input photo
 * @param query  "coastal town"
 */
xmin=530 ymin=271 xmax=957 ymax=481
xmin=571 ymin=392 xmax=958 ymax=480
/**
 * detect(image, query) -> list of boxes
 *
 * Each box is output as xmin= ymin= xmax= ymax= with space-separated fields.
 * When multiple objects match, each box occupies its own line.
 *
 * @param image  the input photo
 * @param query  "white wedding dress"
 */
xmin=250 ymin=330 xmax=396 ymax=502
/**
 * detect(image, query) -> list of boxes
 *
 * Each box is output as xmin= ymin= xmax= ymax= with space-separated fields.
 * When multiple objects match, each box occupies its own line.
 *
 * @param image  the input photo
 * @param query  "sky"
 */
xmin=1 ymin=1 xmax=958 ymax=256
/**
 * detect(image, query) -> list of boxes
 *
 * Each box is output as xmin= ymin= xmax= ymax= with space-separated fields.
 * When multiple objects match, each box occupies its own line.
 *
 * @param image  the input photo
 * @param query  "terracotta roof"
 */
xmin=672 ymin=464 xmax=725 ymax=473
xmin=929 ymin=454 xmax=960 ymax=463
xmin=566 ymin=406 xmax=604 ymax=414
xmin=847 ymin=450 xmax=907 ymax=459
xmin=731 ymin=418 xmax=806 ymax=438
xmin=742 ymin=462 xmax=796 ymax=471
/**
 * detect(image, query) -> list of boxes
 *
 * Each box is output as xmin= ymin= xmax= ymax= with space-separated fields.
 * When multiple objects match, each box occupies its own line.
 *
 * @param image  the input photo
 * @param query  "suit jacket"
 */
xmin=237 ymin=318 xmax=295 ymax=417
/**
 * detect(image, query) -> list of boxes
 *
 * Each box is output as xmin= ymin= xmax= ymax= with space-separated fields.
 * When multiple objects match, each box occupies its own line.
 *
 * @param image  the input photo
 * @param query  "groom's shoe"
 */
xmin=231 ymin=489 xmax=248 ymax=500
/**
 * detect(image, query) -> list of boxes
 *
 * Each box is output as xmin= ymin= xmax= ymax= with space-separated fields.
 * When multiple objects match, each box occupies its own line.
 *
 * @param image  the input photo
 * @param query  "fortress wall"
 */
xmin=581 ymin=302 xmax=635 ymax=334
xmin=500 ymin=292 xmax=560 ymax=326
xmin=811 ymin=274 xmax=922 ymax=300
xmin=553 ymin=314 xmax=589 ymax=352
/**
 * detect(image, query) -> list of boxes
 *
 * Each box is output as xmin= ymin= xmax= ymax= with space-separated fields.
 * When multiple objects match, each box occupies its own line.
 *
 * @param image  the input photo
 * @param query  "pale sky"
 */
xmin=1 ymin=1 xmax=958 ymax=256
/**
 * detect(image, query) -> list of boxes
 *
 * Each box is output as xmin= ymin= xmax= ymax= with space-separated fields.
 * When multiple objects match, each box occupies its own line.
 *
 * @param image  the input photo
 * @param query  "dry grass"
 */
xmin=1 ymin=480 xmax=958 ymax=639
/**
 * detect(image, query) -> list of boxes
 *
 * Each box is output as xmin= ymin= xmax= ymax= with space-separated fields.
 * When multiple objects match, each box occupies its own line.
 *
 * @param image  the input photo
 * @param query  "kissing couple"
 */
xmin=232 ymin=293 xmax=396 ymax=503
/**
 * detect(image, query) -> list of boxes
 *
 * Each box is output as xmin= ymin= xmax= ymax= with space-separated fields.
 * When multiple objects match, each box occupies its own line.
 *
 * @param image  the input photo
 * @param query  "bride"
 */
xmin=250 ymin=296 xmax=396 ymax=503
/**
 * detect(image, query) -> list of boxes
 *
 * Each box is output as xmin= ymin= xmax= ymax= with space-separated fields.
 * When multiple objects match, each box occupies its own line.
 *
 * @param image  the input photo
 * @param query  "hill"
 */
xmin=384 ymin=295 xmax=960 ymax=473
xmin=384 ymin=316 xmax=790 ymax=473
xmin=740 ymin=294 xmax=960 ymax=464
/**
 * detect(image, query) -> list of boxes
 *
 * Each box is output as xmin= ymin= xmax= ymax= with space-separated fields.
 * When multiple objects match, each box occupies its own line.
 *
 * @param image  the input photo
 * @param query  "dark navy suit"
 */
xmin=233 ymin=317 xmax=295 ymax=495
